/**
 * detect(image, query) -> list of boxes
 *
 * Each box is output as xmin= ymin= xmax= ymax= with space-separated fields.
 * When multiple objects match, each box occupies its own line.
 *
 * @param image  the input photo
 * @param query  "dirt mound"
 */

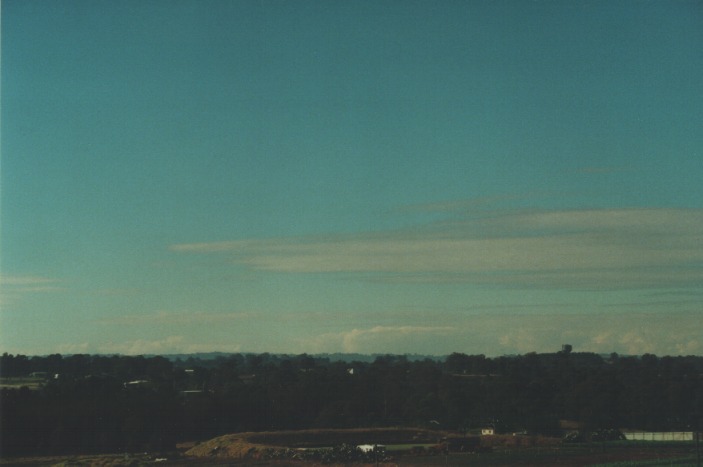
xmin=186 ymin=427 xmax=449 ymax=460
xmin=185 ymin=433 xmax=264 ymax=460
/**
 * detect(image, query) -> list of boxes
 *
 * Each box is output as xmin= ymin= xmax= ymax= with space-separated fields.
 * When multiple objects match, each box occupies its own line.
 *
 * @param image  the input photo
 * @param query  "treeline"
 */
xmin=1 ymin=351 xmax=702 ymax=456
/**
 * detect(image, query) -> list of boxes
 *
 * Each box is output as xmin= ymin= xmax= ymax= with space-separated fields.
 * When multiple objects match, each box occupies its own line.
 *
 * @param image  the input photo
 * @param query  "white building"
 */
xmin=624 ymin=432 xmax=693 ymax=441
xmin=357 ymin=444 xmax=385 ymax=453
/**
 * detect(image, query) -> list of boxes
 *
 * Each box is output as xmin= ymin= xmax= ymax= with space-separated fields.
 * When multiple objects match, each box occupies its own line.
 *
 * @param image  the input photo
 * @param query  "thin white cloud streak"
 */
xmin=97 ymin=310 xmax=252 ymax=326
xmin=0 ymin=275 xmax=62 ymax=307
xmin=0 ymin=275 xmax=61 ymax=291
xmin=63 ymin=337 xmax=244 ymax=356
xmin=99 ymin=337 xmax=191 ymax=355
xmin=0 ymin=275 xmax=59 ymax=286
xmin=171 ymin=208 xmax=703 ymax=289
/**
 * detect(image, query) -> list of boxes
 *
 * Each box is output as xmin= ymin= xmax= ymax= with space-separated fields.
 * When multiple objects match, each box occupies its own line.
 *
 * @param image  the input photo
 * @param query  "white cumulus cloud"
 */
xmin=306 ymin=325 xmax=457 ymax=354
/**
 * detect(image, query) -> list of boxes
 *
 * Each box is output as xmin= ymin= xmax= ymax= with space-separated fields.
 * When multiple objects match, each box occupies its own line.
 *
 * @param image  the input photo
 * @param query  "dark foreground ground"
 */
xmin=1 ymin=428 xmax=700 ymax=467
xmin=1 ymin=443 xmax=699 ymax=466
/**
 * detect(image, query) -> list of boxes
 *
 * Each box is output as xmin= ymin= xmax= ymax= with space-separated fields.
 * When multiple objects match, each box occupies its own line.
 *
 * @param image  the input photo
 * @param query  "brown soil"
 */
xmin=185 ymin=427 xmax=452 ymax=460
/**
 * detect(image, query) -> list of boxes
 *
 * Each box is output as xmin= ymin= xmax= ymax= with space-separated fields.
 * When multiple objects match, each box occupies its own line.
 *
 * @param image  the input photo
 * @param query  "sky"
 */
xmin=1 ymin=0 xmax=702 ymax=357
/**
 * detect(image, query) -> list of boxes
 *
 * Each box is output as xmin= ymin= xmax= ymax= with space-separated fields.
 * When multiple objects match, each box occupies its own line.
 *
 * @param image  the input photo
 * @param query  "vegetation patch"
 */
xmin=2 ymin=352 xmax=702 ymax=462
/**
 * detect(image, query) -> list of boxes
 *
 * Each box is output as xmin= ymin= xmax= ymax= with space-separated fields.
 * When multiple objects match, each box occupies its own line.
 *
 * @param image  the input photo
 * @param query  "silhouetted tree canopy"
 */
xmin=1 ymin=351 xmax=702 ymax=456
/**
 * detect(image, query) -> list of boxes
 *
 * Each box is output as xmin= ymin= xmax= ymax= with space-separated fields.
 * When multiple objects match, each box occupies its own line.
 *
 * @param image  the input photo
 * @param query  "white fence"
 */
xmin=624 ymin=432 xmax=694 ymax=441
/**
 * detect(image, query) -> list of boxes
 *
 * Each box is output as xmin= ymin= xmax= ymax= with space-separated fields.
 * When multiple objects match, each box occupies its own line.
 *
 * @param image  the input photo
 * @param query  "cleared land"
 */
xmin=1 ymin=430 xmax=699 ymax=466
xmin=184 ymin=429 xmax=699 ymax=466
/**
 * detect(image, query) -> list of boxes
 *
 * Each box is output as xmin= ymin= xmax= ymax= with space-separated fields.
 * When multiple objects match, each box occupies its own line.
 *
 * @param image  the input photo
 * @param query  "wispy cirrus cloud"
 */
xmin=61 ymin=336 xmax=244 ymax=356
xmin=97 ymin=310 xmax=252 ymax=326
xmin=0 ymin=275 xmax=62 ymax=307
xmin=97 ymin=336 xmax=242 ymax=355
xmin=171 ymin=208 xmax=703 ymax=290
xmin=0 ymin=275 xmax=61 ymax=290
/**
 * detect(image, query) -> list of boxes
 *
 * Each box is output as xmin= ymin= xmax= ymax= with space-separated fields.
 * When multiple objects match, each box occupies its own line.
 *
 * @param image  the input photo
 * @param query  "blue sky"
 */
xmin=2 ymin=0 xmax=702 ymax=356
